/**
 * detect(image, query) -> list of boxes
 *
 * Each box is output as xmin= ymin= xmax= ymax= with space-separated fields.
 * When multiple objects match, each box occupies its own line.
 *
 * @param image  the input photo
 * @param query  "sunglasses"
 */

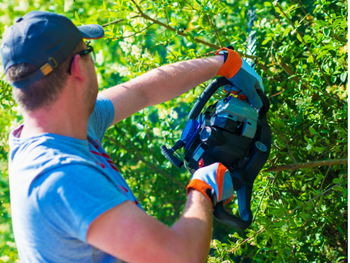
xmin=67 ymin=42 xmax=96 ymax=75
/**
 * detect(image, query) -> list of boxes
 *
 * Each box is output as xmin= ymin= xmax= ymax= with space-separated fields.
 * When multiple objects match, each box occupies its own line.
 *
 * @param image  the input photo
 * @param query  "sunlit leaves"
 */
xmin=0 ymin=0 xmax=347 ymax=262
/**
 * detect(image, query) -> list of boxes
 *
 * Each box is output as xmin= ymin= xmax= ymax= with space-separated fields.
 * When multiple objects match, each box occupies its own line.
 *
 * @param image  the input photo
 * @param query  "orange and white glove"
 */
xmin=216 ymin=47 xmax=264 ymax=109
xmin=187 ymin=163 xmax=234 ymax=207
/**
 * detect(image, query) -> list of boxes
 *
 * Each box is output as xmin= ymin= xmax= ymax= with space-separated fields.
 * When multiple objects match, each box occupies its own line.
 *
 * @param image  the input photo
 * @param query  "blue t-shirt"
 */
xmin=9 ymin=95 xmax=141 ymax=262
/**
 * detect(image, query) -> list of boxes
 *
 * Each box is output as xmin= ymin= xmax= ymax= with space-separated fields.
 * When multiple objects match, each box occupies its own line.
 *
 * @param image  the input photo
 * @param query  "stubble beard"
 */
xmin=84 ymin=73 xmax=99 ymax=116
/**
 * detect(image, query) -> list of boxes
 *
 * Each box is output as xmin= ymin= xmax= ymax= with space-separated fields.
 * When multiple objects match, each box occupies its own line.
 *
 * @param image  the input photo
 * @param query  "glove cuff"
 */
xmin=215 ymin=48 xmax=242 ymax=78
xmin=187 ymin=179 xmax=214 ymax=207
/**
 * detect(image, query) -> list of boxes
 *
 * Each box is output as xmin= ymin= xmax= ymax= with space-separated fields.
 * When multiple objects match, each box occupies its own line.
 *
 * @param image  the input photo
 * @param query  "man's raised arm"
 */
xmin=87 ymin=163 xmax=234 ymax=263
xmin=99 ymin=56 xmax=224 ymax=125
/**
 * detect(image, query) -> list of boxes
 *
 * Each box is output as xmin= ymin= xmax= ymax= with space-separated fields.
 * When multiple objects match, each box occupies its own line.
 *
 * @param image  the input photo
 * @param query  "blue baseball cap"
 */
xmin=1 ymin=11 xmax=104 ymax=88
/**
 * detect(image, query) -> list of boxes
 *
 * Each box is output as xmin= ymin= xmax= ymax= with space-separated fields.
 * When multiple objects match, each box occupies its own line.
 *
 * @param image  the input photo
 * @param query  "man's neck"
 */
xmin=20 ymin=97 xmax=90 ymax=141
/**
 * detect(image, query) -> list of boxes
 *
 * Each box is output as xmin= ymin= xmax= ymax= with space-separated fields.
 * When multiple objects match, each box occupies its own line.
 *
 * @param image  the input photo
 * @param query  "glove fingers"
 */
xmin=188 ymin=162 xmax=234 ymax=206
xmin=215 ymin=163 xmax=233 ymax=202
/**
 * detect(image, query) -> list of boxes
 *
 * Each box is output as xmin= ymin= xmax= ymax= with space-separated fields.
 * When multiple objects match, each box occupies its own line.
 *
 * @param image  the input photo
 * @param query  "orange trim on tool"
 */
xmin=223 ymin=194 xmax=235 ymax=205
xmin=187 ymin=179 xmax=213 ymax=206
xmin=238 ymin=94 xmax=247 ymax=100
xmin=215 ymin=163 xmax=229 ymax=201
xmin=216 ymin=48 xmax=242 ymax=78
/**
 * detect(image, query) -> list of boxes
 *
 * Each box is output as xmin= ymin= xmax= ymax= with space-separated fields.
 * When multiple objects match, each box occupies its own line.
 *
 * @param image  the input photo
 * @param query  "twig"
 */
xmin=111 ymin=23 xmax=155 ymax=40
xmin=269 ymin=89 xmax=286 ymax=98
xmin=253 ymin=179 xmax=271 ymax=222
xmin=295 ymin=0 xmax=308 ymax=16
xmin=102 ymin=16 xmax=140 ymax=27
xmin=164 ymin=6 xmax=169 ymax=25
xmin=275 ymin=2 xmax=332 ymax=87
xmin=208 ymin=15 xmax=223 ymax=47
xmin=229 ymin=181 xmax=345 ymax=253
xmin=319 ymin=166 xmax=331 ymax=190
xmin=272 ymin=171 xmax=280 ymax=185
xmin=108 ymin=137 xmax=187 ymax=188
xmin=216 ymin=27 xmax=231 ymax=44
xmin=263 ymin=158 xmax=347 ymax=173
xmin=183 ymin=0 xmax=198 ymax=11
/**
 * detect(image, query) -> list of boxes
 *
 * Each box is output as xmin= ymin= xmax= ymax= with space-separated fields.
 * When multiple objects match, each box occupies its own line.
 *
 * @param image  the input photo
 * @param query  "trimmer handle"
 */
xmin=213 ymin=179 xmax=253 ymax=231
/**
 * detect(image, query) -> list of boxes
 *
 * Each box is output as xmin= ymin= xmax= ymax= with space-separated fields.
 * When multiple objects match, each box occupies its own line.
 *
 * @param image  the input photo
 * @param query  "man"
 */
xmin=2 ymin=11 xmax=264 ymax=263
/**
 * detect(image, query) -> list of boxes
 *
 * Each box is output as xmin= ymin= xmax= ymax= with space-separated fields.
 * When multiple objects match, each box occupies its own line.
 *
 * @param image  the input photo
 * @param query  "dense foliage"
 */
xmin=0 ymin=0 xmax=347 ymax=262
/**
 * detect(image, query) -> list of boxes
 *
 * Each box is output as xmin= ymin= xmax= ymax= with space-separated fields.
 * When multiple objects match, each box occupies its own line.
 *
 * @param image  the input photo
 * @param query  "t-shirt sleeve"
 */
xmin=36 ymin=164 xmax=128 ymax=242
xmin=88 ymin=94 xmax=115 ymax=141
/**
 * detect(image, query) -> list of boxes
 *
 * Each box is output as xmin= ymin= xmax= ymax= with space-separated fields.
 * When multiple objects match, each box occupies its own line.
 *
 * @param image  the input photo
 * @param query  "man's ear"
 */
xmin=70 ymin=54 xmax=85 ymax=80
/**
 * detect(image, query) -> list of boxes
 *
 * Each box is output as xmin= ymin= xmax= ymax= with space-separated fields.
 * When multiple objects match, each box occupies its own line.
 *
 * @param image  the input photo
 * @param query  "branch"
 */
xmin=275 ymin=2 xmax=332 ymax=87
xmin=263 ymin=158 xmax=347 ymax=173
xmin=129 ymin=0 xmax=256 ymax=59
xmin=108 ymin=137 xmax=187 ymax=188
xmin=330 ymin=34 xmax=347 ymax=44
xmin=208 ymin=14 xmax=223 ymax=47
xmin=130 ymin=0 xmax=218 ymax=49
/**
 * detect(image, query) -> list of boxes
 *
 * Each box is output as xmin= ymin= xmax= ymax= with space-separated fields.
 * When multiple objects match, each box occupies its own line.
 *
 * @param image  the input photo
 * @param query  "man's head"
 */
xmin=1 ymin=11 xmax=104 ymax=112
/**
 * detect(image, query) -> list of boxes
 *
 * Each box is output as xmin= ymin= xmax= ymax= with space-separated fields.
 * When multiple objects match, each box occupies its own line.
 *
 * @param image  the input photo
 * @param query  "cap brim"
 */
xmin=78 ymin=24 xmax=104 ymax=39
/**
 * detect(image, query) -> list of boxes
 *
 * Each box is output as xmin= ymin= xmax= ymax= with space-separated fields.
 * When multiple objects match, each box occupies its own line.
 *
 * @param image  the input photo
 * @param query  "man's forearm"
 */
xmin=172 ymin=189 xmax=213 ymax=263
xmin=100 ymin=55 xmax=224 ymax=124
xmin=134 ymin=55 xmax=225 ymax=107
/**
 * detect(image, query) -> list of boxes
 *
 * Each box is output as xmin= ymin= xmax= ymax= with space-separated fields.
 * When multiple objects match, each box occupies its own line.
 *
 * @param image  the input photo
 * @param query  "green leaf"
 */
xmin=323 ymin=28 xmax=330 ymax=37
xmin=264 ymin=2 xmax=272 ymax=7
xmin=262 ymin=38 xmax=271 ymax=45
xmin=309 ymin=127 xmax=318 ymax=135
xmin=340 ymin=71 xmax=348 ymax=82
xmin=296 ymin=33 xmax=303 ymax=43
xmin=333 ymin=178 xmax=344 ymax=184
xmin=307 ymin=55 xmax=314 ymax=64
xmin=337 ymin=226 xmax=344 ymax=235
xmin=314 ymin=20 xmax=326 ymax=26
xmin=333 ymin=186 xmax=344 ymax=192
xmin=74 ymin=11 xmax=80 ymax=22
xmin=331 ymin=75 xmax=337 ymax=83
xmin=314 ymin=147 xmax=325 ymax=153
xmin=314 ymin=177 xmax=323 ymax=186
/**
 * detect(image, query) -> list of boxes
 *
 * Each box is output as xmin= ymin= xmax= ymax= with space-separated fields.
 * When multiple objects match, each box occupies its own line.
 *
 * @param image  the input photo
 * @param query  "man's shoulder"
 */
xmin=8 ymin=132 xmax=102 ymax=190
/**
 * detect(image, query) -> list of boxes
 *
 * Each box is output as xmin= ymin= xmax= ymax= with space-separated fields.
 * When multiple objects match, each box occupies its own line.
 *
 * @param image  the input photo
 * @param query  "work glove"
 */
xmin=216 ymin=47 xmax=264 ymax=109
xmin=187 ymin=162 xmax=234 ymax=208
